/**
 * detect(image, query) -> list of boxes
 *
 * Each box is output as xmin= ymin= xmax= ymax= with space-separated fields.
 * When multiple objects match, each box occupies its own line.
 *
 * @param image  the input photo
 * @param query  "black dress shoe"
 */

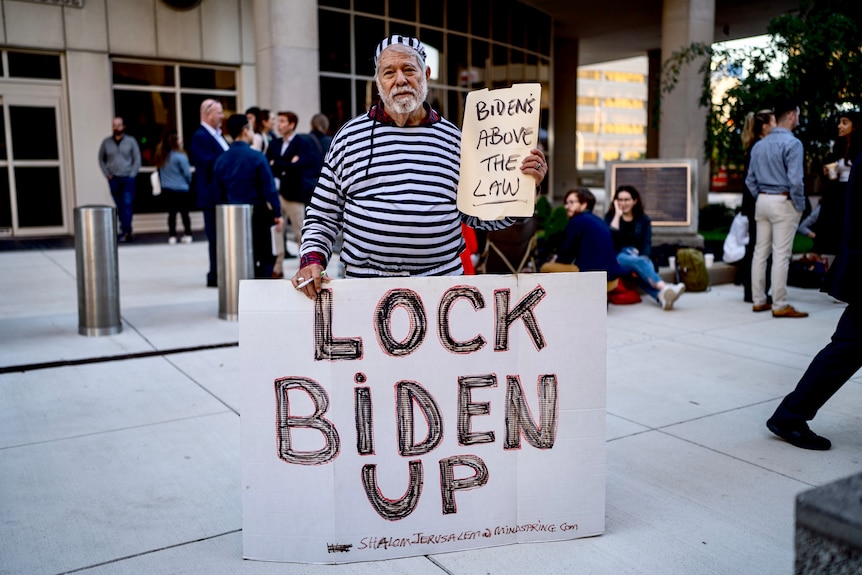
xmin=284 ymin=251 xmax=297 ymax=259
xmin=766 ymin=417 xmax=831 ymax=450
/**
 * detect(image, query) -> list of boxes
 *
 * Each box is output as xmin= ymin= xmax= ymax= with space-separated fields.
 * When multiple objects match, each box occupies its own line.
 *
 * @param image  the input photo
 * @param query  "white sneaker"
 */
xmin=661 ymin=283 xmax=686 ymax=310
xmin=181 ymin=235 xmax=192 ymax=244
xmin=168 ymin=236 xmax=177 ymax=245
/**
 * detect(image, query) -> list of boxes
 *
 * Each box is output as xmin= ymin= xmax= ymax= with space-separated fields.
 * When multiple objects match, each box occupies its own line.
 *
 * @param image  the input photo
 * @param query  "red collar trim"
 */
xmin=368 ymin=102 xmax=440 ymax=125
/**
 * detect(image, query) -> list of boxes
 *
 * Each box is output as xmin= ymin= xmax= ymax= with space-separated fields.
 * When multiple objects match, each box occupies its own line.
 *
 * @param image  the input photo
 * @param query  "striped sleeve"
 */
xmin=301 ymin=113 xmax=519 ymax=277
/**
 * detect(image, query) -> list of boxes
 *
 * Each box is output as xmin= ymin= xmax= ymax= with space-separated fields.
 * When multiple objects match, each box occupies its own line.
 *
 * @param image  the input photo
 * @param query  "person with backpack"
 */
xmin=604 ymin=185 xmax=686 ymax=310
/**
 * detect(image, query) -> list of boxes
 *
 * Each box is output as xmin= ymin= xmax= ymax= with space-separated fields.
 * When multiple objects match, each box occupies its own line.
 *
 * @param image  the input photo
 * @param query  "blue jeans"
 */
xmin=617 ymin=247 xmax=661 ymax=301
xmin=108 ymin=176 xmax=135 ymax=236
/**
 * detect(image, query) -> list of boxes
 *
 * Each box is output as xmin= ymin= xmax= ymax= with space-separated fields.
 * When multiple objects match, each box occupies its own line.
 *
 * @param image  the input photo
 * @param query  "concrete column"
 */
xmin=252 ymin=0 xmax=320 ymax=129
xmin=659 ymin=0 xmax=714 ymax=209
xmin=646 ymin=49 xmax=661 ymax=159
xmin=552 ymin=37 xmax=579 ymax=203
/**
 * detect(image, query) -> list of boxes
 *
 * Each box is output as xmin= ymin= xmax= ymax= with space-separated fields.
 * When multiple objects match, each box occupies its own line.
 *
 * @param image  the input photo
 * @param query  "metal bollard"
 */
xmin=217 ymin=204 xmax=253 ymax=321
xmin=75 ymin=205 xmax=122 ymax=336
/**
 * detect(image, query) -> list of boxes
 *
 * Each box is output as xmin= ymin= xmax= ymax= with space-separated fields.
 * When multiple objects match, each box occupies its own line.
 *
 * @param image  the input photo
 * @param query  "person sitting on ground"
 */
xmin=541 ymin=188 xmax=622 ymax=292
xmin=604 ymin=185 xmax=686 ymax=310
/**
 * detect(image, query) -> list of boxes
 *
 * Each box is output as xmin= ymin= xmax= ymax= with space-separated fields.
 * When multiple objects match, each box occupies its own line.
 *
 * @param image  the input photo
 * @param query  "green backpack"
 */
xmin=675 ymin=248 xmax=710 ymax=292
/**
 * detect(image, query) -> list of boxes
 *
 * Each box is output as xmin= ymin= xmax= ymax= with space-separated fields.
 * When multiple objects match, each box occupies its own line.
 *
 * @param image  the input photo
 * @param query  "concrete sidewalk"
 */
xmin=1 ymin=241 xmax=860 ymax=575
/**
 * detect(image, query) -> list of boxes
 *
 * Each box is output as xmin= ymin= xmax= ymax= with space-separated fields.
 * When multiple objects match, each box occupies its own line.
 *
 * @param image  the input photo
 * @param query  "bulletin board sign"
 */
xmin=458 ymin=83 xmax=542 ymax=220
xmin=240 ymin=273 xmax=607 ymax=564
xmin=607 ymin=159 xmax=697 ymax=227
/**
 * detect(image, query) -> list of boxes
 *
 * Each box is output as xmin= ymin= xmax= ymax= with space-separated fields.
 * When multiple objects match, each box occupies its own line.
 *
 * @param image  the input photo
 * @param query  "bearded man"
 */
xmin=292 ymin=35 xmax=547 ymax=296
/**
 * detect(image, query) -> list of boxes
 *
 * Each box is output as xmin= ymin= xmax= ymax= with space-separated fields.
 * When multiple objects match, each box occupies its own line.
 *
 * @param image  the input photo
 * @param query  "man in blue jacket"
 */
xmin=541 ymin=188 xmax=622 ymax=292
xmin=766 ymin=148 xmax=862 ymax=450
xmin=214 ymin=114 xmax=283 ymax=279
xmin=190 ymin=99 xmax=229 ymax=287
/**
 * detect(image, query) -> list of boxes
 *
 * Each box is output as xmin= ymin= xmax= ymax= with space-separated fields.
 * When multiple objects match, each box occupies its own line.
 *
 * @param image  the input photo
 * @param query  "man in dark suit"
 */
xmin=214 ymin=114 xmax=283 ymax=279
xmin=189 ymin=99 xmax=229 ymax=287
xmin=766 ymin=148 xmax=862 ymax=450
xmin=266 ymin=111 xmax=324 ymax=278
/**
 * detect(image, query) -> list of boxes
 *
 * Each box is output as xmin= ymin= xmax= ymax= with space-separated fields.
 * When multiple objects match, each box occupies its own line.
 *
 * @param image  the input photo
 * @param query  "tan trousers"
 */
xmin=273 ymin=197 xmax=306 ymax=276
xmin=540 ymin=261 xmax=619 ymax=292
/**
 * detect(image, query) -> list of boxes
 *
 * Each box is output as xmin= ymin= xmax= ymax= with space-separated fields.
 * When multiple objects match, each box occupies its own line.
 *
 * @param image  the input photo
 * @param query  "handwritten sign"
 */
xmin=458 ymin=83 xmax=542 ymax=220
xmin=240 ymin=273 xmax=607 ymax=563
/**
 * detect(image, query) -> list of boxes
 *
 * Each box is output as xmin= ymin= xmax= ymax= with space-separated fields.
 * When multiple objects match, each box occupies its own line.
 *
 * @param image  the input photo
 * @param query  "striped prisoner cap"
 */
xmin=373 ymin=35 xmax=427 ymax=67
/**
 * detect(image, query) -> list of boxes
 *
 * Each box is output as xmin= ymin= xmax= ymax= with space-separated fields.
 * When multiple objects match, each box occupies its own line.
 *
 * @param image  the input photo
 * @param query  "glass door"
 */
xmin=0 ymin=86 xmax=68 ymax=237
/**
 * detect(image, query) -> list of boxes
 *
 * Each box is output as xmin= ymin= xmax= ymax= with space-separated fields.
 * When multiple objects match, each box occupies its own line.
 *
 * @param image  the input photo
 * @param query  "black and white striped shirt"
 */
xmin=301 ymin=105 xmax=515 ymax=278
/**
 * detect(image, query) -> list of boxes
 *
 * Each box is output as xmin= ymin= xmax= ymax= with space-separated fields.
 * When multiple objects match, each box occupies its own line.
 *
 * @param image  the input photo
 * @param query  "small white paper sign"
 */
xmin=240 ymin=273 xmax=606 ymax=564
xmin=457 ymin=83 xmax=542 ymax=220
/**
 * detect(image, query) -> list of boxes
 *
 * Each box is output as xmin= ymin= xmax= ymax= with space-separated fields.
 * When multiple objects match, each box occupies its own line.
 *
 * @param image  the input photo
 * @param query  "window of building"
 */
xmin=111 ymin=59 xmax=237 ymax=216
xmin=318 ymin=0 xmax=551 ymax=131
xmin=604 ymin=124 xmax=645 ymax=135
xmin=603 ymin=98 xmax=645 ymax=109
xmin=577 ymin=97 xmax=599 ymax=106
xmin=7 ymin=51 xmax=62 ymax=80
xmin=577 ymin=70 xmax=601 ymax=80
xmin=577 ymin=123 xmax=598 ymax=133
xmin=604 ymin=71 xmax=645 ymax=83
xmin=603 ymin=151 xmax=621 ymax=161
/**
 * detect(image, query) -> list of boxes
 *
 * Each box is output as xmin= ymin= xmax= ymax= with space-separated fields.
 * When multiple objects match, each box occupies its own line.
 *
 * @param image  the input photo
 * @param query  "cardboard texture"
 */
xmin=457 ymin=83 xmax=542 ymax=220
xmin=240 ymin=273 xmax=606 ymax=563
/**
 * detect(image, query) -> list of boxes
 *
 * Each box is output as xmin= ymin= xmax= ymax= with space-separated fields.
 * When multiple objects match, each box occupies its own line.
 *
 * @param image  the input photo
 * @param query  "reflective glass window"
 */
xmin=0 ymin=111 xmax=6 ymax=161
xmin=0 ymin=168 xmax=10 ymax=228
xmin=419 ymin=0 xmax=444 ymax=27
xmin=447 ymin=0 xmax=468 ymax=33
xmin=389 ymin=0 xmax=415 ymax=21
xmin=15 ymin=167 xmax=62 ymax=227
xmin=10 ymin=106 xmax=58 ymax=161
xmin=355 ymin=0 xmax=384 ymax=15
xmin=319 ymin=10 xmax=351 ymax=74
xmin=319 ymin=76 xmax=351 ymax=133
xmin=113 ymin=62 xmax=174 ymax=86
xmin=114 ymin=90 xmax=176 ymax=166
xmin=8 ymin=52 xmax=61 ymax=80
xmin=354 ymin=16 xmax=385 ymax=77
xmin=180 ymin=66 xmax=236 ymax=90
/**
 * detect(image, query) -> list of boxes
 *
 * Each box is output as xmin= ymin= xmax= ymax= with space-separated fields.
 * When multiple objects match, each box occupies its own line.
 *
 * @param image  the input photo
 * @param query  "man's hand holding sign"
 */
xmin=458 ymin=83 xmax=545 ymax=220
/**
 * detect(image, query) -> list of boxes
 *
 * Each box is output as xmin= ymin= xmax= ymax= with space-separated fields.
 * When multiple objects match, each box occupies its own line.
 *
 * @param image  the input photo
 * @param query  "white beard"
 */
xmin=378 ymin=78 xmax=428 ymax=115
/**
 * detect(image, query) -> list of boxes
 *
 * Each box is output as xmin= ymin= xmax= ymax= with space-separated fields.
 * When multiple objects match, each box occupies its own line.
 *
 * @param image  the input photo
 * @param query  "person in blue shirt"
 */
xmin=745 ymin=98 xmax=808 ymax=318
xmin=214 ymin=114 xmax=283 ymax=279
xmin=155 ymin=130 xmax=193 ymax=244
xmin=541 ymin=188 xmax=622 ymax=292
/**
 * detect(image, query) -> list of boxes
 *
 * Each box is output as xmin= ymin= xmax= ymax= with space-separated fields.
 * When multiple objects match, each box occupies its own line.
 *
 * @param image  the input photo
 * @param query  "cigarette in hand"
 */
xmin=296 ymin=271 xmax=325 ymax=290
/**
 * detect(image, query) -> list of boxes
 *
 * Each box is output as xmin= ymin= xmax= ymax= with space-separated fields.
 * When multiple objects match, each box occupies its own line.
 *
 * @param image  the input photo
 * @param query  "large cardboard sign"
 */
xmin=458 ymin=83 xmax=542 ymax=220
xmin=240 ymin=273 xmax=606 ymax=564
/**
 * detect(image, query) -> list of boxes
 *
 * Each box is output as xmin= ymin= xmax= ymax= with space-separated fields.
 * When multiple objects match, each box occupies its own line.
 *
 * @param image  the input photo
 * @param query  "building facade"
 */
xmin=0 ymin=0 xmax=552 ymax=239
xmin=576 ymin=56 xmax=648 ymax=170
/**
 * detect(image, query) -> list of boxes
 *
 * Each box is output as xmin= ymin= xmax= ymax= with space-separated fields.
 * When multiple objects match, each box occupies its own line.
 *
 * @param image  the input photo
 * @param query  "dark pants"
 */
xmin=203 ymin=207 xmax=217 ymax=286
xmin=771 ymin=304 xmax=862 ymax=423
xmin=108 ymin=176 xmax=135 ymax=236
xmin=164 ymin=189 xmax=191 ymax=237
xmin=252 ymin=205 xmax=276 ymax=279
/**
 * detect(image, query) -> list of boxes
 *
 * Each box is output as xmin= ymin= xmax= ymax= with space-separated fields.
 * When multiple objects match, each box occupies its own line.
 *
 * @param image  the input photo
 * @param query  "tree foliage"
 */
xmin=661 ymin=0 xmax=862 ymax=174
